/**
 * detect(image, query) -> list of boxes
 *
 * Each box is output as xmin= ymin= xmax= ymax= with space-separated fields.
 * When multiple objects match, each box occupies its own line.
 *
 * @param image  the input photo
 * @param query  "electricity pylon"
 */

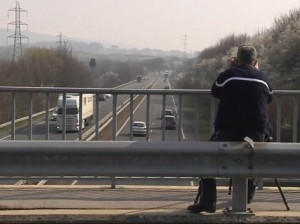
xmin=7 ymin=1 xmax=28 ymax=62
xmin=183 ymin=33 xmax=187 ymax=57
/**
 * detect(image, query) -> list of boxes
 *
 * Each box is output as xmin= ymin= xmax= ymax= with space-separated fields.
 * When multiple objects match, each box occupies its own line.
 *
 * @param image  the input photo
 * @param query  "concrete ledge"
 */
xmin=0 ymin=209 xmax=299 ymax=224
xmin=0 ymin=186 xmax=298 ymax=223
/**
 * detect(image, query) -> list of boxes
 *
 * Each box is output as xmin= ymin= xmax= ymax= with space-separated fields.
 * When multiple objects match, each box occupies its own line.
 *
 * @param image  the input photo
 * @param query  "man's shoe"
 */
xmin=187 ymin=203 xmax=216 ymax=213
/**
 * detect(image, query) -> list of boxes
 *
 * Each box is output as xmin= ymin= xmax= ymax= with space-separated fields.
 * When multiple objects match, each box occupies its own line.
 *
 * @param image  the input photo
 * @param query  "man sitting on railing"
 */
xmin=188 ymin=44 xmax=273 ymax=213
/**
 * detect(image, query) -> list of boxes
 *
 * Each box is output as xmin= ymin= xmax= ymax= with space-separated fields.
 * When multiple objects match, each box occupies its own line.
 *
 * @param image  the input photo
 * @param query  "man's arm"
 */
xmin=211 ymin=71 xmax=227 ymax=99
xmin=211 ymin=80 xmax=221 ymax=99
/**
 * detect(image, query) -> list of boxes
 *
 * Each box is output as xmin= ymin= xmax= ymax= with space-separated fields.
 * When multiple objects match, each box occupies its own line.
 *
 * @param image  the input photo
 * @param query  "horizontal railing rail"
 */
xmin=0 ymin=140 xmax=299 ymax=213
xmin=1 ymin=86 xmax=300 ymax=142
xmin=0 ymin=141 xmax=299 ymax=178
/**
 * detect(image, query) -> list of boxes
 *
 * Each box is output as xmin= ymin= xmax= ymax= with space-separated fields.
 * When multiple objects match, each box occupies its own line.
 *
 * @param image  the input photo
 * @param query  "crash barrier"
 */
xmin=0 ymin=140 xmax=299 ymax=214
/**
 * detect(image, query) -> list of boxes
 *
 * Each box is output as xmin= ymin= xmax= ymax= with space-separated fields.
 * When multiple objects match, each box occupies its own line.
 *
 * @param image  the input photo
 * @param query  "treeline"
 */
xmin=175 ymin=7 xmax=300 ymax=141
xmin=0 ymin=45 xmax=173 ymax=123
xmin=176 ymin=7 xmax=300 ymax=90
xmin=0 ymin=47 xmax=93 ymax=123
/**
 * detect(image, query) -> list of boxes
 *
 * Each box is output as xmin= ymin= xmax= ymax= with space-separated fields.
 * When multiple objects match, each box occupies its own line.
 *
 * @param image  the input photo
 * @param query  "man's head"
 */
xmin=236 ymin=44 xmax=257 ymax=66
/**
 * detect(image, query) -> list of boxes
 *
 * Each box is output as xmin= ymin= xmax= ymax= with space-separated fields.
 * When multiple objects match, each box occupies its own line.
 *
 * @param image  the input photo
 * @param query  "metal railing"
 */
xmin=1 ymin=86 xmax=300 ymax=214
xmin=0 ymin=86 xmax=300 ymax=142
xmin=0 ymin=140 xmax=299 ymax=213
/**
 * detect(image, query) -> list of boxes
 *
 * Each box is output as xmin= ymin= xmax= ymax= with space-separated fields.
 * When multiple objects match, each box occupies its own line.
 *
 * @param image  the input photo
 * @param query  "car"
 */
xmin=132 ymin=121 xmax=147 ymax=136
xmin=105 ymin=94 xmax=112 ymax=99
xmin=50 ymin=107 xmax=58 ymax=121
xmin=161 ymin=109 xmax=175 ymax=119
xmin=98 ymin=94 xmax=107 ymax=101
xmin=161 ymin=115 xmax=176 ymax=130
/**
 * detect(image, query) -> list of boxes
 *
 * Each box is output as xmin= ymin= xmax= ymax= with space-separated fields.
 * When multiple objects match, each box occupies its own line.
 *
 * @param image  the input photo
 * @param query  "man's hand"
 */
xmin=254 ymin=60 xmax=259 ymax=69
xmin=228 ymin=57 xmax=237 ymax=68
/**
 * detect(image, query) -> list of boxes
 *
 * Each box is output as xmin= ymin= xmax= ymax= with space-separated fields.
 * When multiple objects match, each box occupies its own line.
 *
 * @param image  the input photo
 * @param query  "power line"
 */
xmin=7 ymin=1 xmax=29 ymax=62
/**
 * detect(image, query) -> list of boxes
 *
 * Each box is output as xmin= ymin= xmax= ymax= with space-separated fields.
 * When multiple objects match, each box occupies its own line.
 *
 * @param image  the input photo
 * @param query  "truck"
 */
xmin=164 ymin=73 xmax=168 ymax=82
xmin=56 ymin=94 xmax=94 ymax=132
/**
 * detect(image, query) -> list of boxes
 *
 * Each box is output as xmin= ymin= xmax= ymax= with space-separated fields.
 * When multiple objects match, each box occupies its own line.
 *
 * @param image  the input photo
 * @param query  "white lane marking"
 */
xmin=0 ymin=135 xmax=11 ymax=140
xmin=116 ymin=95 xmax=148 ymax=136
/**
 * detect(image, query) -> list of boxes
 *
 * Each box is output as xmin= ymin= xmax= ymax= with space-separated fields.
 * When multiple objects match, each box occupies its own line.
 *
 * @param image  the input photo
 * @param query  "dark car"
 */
xmin=98 ymin=94 xmax=107 ymax=101
xmin=161 ymin=109 xmax=175 ymax=119
xmin=161 ymin=115 xmax=176 ymax=130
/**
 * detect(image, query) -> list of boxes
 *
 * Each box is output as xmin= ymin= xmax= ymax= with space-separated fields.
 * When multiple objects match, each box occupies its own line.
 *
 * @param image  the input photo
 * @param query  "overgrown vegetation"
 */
xmin=176 ymin=7 xmax=300 ymax=90
xmin=174 ymin=7 xmax=300 ymax=141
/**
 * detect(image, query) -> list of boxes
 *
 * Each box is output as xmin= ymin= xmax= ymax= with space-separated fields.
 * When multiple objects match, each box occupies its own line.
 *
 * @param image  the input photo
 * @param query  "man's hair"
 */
xmin=237 ymin=44 xmax=257 ymax=65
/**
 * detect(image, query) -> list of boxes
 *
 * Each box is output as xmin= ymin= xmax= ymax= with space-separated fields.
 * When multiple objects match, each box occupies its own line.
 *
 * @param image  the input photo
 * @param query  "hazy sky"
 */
xmin=1 ymin=0 xmax=300 ymax=51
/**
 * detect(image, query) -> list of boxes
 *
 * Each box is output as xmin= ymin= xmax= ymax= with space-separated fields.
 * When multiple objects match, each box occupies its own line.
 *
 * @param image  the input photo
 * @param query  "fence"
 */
xmin=1 ymin=86 xmax=300 ymax=214
xmin=0 ymin=140 xmax=299 ymax=213
xmin=0 ymin=86 xmax=300 ymax=142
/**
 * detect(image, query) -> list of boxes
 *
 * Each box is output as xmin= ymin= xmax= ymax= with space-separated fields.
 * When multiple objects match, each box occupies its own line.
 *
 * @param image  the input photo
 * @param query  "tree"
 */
xmin=18 ymin=48 xmax=64 ymax=87
xmin=89 ymin=58 xmax=97 ymax=69
xmin=100 ymin=72 xmax=120 ymax=87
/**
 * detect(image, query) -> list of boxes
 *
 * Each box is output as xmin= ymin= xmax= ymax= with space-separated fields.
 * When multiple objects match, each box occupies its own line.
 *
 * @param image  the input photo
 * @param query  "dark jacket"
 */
xmin=211 ymin=64 xmax=273 ymax=136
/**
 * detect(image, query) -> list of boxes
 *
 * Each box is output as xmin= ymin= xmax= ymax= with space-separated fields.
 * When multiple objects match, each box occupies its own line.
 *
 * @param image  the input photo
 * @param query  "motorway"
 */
xmin=0 ymin=74 xmax=199 ymax=186
xmin=0 ymin=74 xmax=196 ymax=142
xmin=0 ymin=77 xmax=300 ymax=223
xmin=0 ymin=77 xmax=151 ymax=141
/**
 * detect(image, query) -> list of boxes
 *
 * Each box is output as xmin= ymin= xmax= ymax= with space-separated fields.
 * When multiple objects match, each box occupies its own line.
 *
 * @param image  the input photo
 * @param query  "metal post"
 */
xmin=130 ymin=94 xmax=134 ymax=141
xmin=293 ymin=96 xmax=298 ymax=142
xmin=276 ymin=96 xmax=281 ymax=142
xmin=28 ymin=92 xmax=33 ymax=140
xmin=62 ymin=93 xmax=66 ymax=140
xmin=112 ymin=93 xmax=117 ymax=141
xmin=45 ymin=92 xmax=50 ymax=140
xmin=232 ymin=177 xmax=248 ymax=213
xmin=178 ymin=94 xmax=183 ymax=141
xmin=95 ymin=94 xmax=99 ymax=141
xmin=162 ymin=94 xmax=166 ymax=141
xmin=78 ymin=93 xmax=83 ymax=140
xmin=11 ymin=92 xmax=16 ymax=140
xmin=146 ymin=94 xmax=150 ymax=141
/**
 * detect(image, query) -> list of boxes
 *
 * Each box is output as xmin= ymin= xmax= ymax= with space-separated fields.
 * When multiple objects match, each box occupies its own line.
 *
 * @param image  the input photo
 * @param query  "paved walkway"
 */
xmin=0 ymin=185 xmax=299 ymax=223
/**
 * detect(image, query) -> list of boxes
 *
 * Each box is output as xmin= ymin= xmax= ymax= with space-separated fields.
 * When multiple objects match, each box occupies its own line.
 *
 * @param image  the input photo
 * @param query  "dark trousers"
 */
xmin=199 ymin=130 xmax=264 ymax=207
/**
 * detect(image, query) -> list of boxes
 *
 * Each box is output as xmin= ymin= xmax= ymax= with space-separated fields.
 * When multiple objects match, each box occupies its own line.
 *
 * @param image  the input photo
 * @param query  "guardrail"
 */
xmin=0 ymin=140 xmax=299 ymax=214
xmin=0 ymin=81 xmax=137 ymax=138
xmin=1 ymin=86 xmax=300 ymax=142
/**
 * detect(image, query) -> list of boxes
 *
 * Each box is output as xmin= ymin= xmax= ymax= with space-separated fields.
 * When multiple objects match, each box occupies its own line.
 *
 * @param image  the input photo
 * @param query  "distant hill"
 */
xmin=0 ymin=28 xmax=195 ymax=60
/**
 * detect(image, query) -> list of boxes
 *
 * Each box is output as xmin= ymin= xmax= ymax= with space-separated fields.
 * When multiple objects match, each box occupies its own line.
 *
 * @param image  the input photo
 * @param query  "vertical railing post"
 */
xmin=178 ymin=94 xmax=183 ymax=141
xmin=130 ymin=94 xmax=134 ymax=141
xmin=78 ymin=93 xmax=83 ymax=140
xmin=95 ymin=94 xmax=100 ymax=141
xmin=276 ymin=96 xmax=282 ymax=142
xmin=62 ymin=93 xmax=66 ymax=140
xmin=146 ymin=94 xmax=150 ymax=141
xmin=28 ymin=92 xmax=33 ymax=140
xmin=293 ymin=96 xmax=298 ymax=142
xmin=45 ymin=92 xmax=50 ymax=140
xmin=162 ymin=94 xmax=166 ymax=141
xmin=11 ymin=92 xmax=16 ymax=140
xmin=194 ymin=95 xmax=200 ymax=140
xmin=112 ymin=93 xmax=117 ymax=141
